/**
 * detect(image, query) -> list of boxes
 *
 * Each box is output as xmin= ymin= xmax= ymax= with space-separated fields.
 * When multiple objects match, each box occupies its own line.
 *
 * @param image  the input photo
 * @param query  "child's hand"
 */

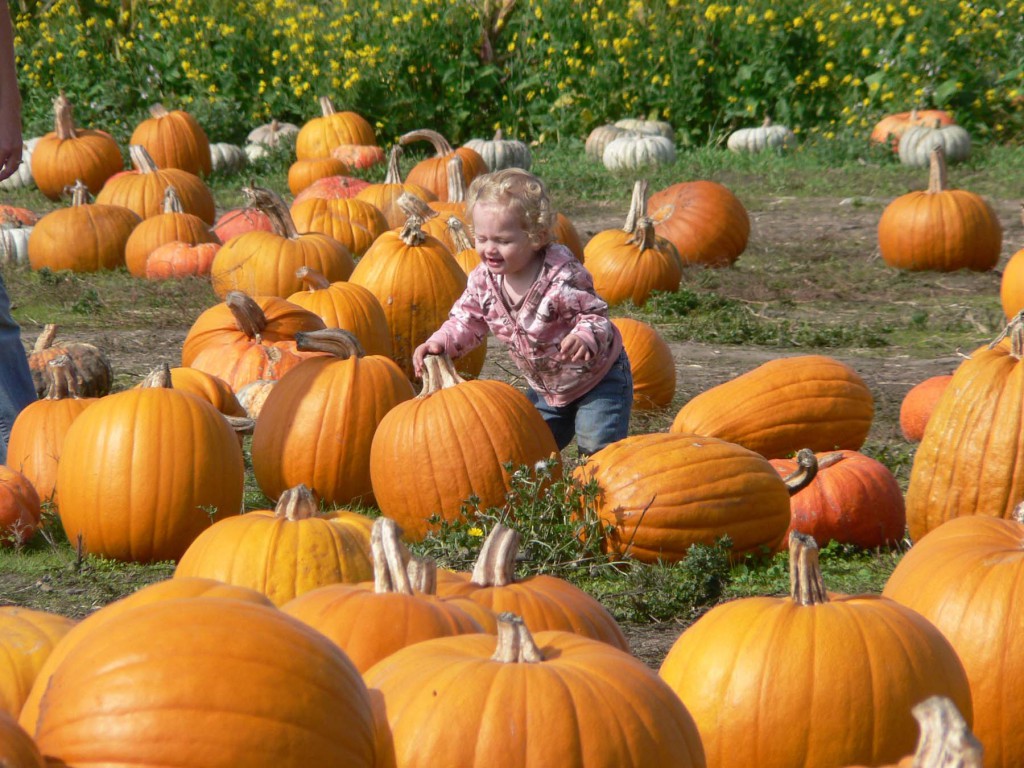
xmin=558 ymin=333 xmax=593 ymax=363
xmin=413 ymin=341 xmax=445 ymax=377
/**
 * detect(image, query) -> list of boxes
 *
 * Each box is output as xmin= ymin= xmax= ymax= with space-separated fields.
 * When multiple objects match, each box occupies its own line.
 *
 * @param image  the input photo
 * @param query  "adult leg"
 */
xmin=574 ymin=351 xmax=633 ymax=456
xmin=0 ymin=272 xmax=36 ymax=464
xmin=526 ymin=388 xmax=576 ymax=450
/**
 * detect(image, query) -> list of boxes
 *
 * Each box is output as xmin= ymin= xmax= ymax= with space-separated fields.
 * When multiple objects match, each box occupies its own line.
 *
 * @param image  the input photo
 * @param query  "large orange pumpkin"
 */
xmin=29 ymin=598 xmax=380 ymax=766
xmin=55 ymin=365 xmax=245 ymax=563
xmin=96 ymin=144 xmax=215 ymax=223
xmin=129 ymin=102 xmax=212 ymax=177
xmin=648 ymin=180 xmax=750 ymax=266
xmin=295 ymin=96 xmax=376 ymax=160
xmin=671 ymin=354 xmax=874 ymax=459
xmin=287 ymin=266 xmax=392 ymax=357
xmin=0 ymin=607 xmax=75 ymax=717
xmin=32 ymin=91 xmax=123 ymax=199
xmin=399 ymin=128 xmax=488 ymax=202
xmin=124 ymin=185 xmax=218 ymax=277
xmin=659 ymin=533 xmax=972 ymax=768
xmin=878 ymin=146 xmax=1001 ymax=271
xmin=364 ymin=613 xmax=707 ymax=767
xmin=370 ymin=354 xmax=560 ymax=541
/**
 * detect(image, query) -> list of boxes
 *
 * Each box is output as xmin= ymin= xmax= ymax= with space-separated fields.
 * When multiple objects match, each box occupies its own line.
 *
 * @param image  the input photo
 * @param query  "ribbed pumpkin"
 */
xmin=28 ymin=180 xmax=140 ymax=272
xmin=129 ymin=102 xmax=211 ymax=176
xmin=350 ymin=211 xmax=484 ymax=380
xmin=143 ymin=366 xmax=246 ymax=418
xmin=870 ymin=108 xmax=956 ymax=150
xmin=612 ymin=317 xmax=676 ymax=409
xmin=251 ymin=329 xmax=414 ymax=505
xmin=331 ymin=142 xmax=386 ymax=169
xmin=0 ymin=709 xmax=44 ymax=768
xmin=883 ymin=514 xmax=1024 ymax=768
xmin=18 ymin=577 xmax=273 ymax=735
xmin=289 ymin=194 xmax=389 ymax=258
xmin=726 ymin=116 xmax=798 ymax=153
xmin=144 ymin=239 xmax=220 ymax=279
xmin=437 ymin=525 xmax=629 ymax=651
xmin=211 ymin=205 xmax=273 ymax=243
xmin=287 ymin=156 xmax=349 ymax=196
xmin=292 ymin=173 xmax=371 ymax=205
xmin=576 ymin=433 xmax=816 ymax=562
xmin=6 ymin=355 xmax=98 ymax=505
xmin=584 ymin=180 xmax=683 ymax=306
xmin=671 ymin=354 xmax=874 ymax=459
xmin=32 ymin=91 xmax=123 ymax=199
xmin=124 ymin=185 xmax=218 ymax=277
xmin=175 ymin=485 xmax=374 ymax=605
xmin=899 ymin=373 xmax=954 ymax=442
xmin=585 ymin=123 xmax=628 ymax=160
xmin=659 ymin=533 xmax=973 ymax=768
xmin=96 ymin=144 xmax=215 ymax=223
xmin=770 ymin=449 xmax=906 ymax=549
xmin=247 ymin=118 xmax=300 ymax=148
xmin=0 ymin=466 xmax=40 ymax=548
xmin=399 ymin=128 xmax=488 ymax=202
xmin=364 ymin=613 xmax=707 ymax=768
xmin=602 ymin=132 xmax=677 ymax=171
xmin=295 ymin=96 xmax=376 ymax=159
xmin=355 ymin=144 xmax=437 ymax=228
xmin=27 ymin=323 xmax=112 ymax=398
xmin=185 ymin=292 xmax=328 ymax=392
xmin=281 ymin=517 xmax=484 ymax=672
xmin=898 ymin=121 xmax=971 ymax=167
xmin=54 ymin=364 xmax=245 ymax=563
xmin=464 ymin=129 xmax=532 ymax=171
xmin=287 ymin=266 xmax=392 ymax=356
xmin=0 ymin=607 xmax=75 ymax=717
xmin=1000 ymin=247 xmax=1024 ymax=320
xmin=905 ymin=314 xmax=1024 ymax=541
xmin=370 ymin=354 xmax=560 ymax=541
xmin=29 ymin=598 xmax=380 ymax=766
xmin=878 ymin=146 xmax=1001 ymax=271
xmin=648 ymin=180 xmax=750 ymax=267
xmin=211 ymin=186 xmax=354 ymax=298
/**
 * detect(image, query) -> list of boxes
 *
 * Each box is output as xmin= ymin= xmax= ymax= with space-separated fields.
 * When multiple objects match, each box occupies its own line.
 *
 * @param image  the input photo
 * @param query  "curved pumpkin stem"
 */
xmin=927 ymin=145 xmax=949 ymax=194
xmin=622 ymin=179 xmax=650 ymax=233
xmin=33 ymin=323 xmax=59 ymax=353
xmin=782 ymin=449 xmax=818 ymax=496
xmin=274 ymin=484 xmax=320 ymax=521
xmin=382 ymin=144 xmax=405 ymax=185
xmin=909 ymin=696 xmax=983 ymax=768
xmin=445 ymin=153 xmax=467 ymax=203
xmin=224 ymin=414 xmax=256 ymax=435
xmin=294 ymin=327 xmax=365 ymax=358
xmin=418 ymin=353 xmax=466 ymax=398
xmin=242 ymin=186 xmax=300 ymax=239
xmin=161 ymin=185 xmax=185 ymax=215
xmin=68 ymin=180 xmax=91 ymax=207
xmin=140 ymin=362 xmax=174 ymax=389
xmin=406 ymin=555 xmax=438 ymax=594
xmin=296 ymin=265 xmax=332 ymax=292
xmin=987 ymin=311 xmax=1024 ymax=358
xmin=469 ymin=524 xmax=520 ymax=587
xmin=52 ymin=91 xmax=78 ymax=141
xmin=44 ymin=354 xmax=83 ymax=399
xmin=492 ymin=613 xmax=544 ymax=663
xmin=128 ymin=144 xmax=160 ymax=174
xmin=318 ymin=95 xmax=339 ymax=117
xmin=788 ymin=531 xmax=828 ymax=606
xmin=399 ymin=128 xmax=454 ymax=157
xmin=371 ymin=517 xmax=414 ymax=595
xmin=225 ymin=291 xmax=269 ymax=340
xmin=148 ymin=103 xmax=172 ymax=119
xmin=397 ymin=191 xmax=437 ymax=223
xmin=448 ymin=216 xmax=474 ymax=253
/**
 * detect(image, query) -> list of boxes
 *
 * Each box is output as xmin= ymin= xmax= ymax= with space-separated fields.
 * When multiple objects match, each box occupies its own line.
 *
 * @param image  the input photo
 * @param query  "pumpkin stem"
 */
xmin=788 ymin=531 xmax=829 ymax=606
xmin=128 ymin=144 xmax=160 ymax=174
xmin=52 ymin=91 xmax=78 ymax=141
xmin=44 ymin=354 xmax=83 ymax=400
xmin=628 ymin=217 xmax=658 ymax=252
xmin=397 ymin=191 xmax=437 ymax=223
xmin=33 ymin=323 xmax=59 ymax=353
xmin=491 ymin=613 xmax=544 ymax=664
xmin=762 ymin=116 xmax=773 ymax=127
xmin=148 ymin=103 xmax=171 ymax=119
xmin=494 ymin=128 xmax=504 ymax=141
xmin=622 ymin=179 xmax=650 ymax=233
xmin=242 ymin=186 xmax=300 ymax=239
xmin=445 ymin=153 xmax=467 ymax=203
xmin=418 ymin=353 xmax=466 ymax=398
xmin=909 ymin=696 xmax=983 ymax=768
xmin=161 ymin=185 xmax=185 ymax=215
xmin=927 ymin=145 xmax=949 ymax=194
xmin=470 ymin=524 xmax=520 ymax=587
xmin=294 ymin=327 xmax=365 ymax=358
xmin=295 ymin=265 xmax=332 ymax=291
xmin=448 ymin=216 xmax=474 ymax=253
xmin=782 ymin=449 xmax=819 ymax=496
xmin=224 ymin=414 xmax=256 ymax=435
xmin=371 ymin=517 xmax=414 ymax=595
xmin=274 ymin=484 xmax=320 ymax=521
xmin=382 ymin=144 xmax=405 ymax=185
xmin=140 ymin=362 xmax=174 ymax=389
xmin=407 ymin=555 xmax=438 ymax=594
xmin=396 ymin=207 xmax=429 ymax=247
xmin=399 ymin=128 xmax=454 ymax=157
xmin=815 ymin=451 xmax=846 ymax=471
xmin=987 ymin=311 xmax=1024 ymax=358
xmin=68 ymin=180 xmax=91 ymax=207
xmin=224 ymin=291 xmax=269 ymax=340
xmin=318 ymin=95 xmax=337 ymax=117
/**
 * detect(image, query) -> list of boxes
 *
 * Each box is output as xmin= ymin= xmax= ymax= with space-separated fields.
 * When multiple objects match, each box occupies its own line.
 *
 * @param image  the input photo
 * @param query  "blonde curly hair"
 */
xmin=465 ymin=168 xmax=555 ymax=248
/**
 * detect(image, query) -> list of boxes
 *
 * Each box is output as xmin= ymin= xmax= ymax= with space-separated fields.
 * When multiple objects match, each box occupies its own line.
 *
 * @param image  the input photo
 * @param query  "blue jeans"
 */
xmin=0 ymin=273 xmax=36 ymax=464
xmin=527 ymin=350 xmax=633 ymax=456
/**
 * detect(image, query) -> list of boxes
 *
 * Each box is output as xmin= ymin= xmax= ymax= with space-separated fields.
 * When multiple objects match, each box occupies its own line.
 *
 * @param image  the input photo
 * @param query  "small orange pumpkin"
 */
xmin=0 ymin=466 xmax=41 ymax=548
xmin=287 ymin=156 xmax=349 ymax=196
xmin=899 ymin=373 xmax=954 ymax=442
xmin=124 ymin=185 xmax=218 ymax=277
xmin=612 ymin=317 xmax=676 ymax=409
xmin=96 ymin=144 xmax=215 ymax=223
xmin=295 ymin=96 xmax=376 ymax=160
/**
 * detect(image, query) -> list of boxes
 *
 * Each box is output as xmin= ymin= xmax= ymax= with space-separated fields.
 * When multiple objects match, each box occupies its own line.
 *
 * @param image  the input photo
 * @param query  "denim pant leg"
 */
xmin=574 ymin=351 xmax=633 ymax=456
xmin=526 ymin=387 xmax=577 ymax=450
xmin=0 ymin=273 xmax=37 ymax=464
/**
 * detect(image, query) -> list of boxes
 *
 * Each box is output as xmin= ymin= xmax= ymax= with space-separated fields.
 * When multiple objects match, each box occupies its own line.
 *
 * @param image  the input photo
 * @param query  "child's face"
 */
xmin=472 ymin=202 xmax=542 ymax=280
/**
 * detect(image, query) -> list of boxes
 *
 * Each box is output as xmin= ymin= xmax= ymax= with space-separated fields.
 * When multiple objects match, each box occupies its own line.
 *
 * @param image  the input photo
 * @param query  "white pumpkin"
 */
xmin=727 ymin=117 xmax=798 ymax=153
xmin=464 ymin=130 xmax=532 ymax=171
xmin=244 ymin=143 xmax=268 ymax=162
xmin=246 ymin=119 xmax=300 ymax=147
xmin=585 ymin=124 xmax=628 ymax=161
xmin=0 ymin=137 xmax=37 ymax=191
xmin=898 ymin=122 xmax=971 ymax=167
xmin=614 ymin=117 xmax=675 ymax=141
xmin=209 ymin=142 xmax=248 ymax=174
xmin=602 ymin=133 xmax=676 ymax=172
xmin=0 ymin=225 xmax=32 ymax=265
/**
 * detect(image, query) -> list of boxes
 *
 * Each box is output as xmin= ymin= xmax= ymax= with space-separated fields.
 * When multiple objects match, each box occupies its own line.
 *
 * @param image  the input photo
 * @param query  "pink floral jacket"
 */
xmin=426 ymin=243 xmax=622 ymax=406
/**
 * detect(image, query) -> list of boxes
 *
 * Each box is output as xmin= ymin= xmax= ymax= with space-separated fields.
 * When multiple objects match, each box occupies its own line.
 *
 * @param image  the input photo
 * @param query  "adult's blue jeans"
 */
xmin=527 ymin=349 xmax=633 ymax=456
xmin=0 ymin=272 xmax=36 ymax=464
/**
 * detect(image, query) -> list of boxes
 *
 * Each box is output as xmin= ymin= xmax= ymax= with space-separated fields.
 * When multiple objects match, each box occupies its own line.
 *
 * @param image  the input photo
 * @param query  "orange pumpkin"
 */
xmin=878 ymin=146 xmax=1001 ymax=271
xmin=648 ymin=179 xmax=750 ymax=267
xmin=55 ymin=364 xmax=245 ymax=563
xmin=295 ymin=96 xmax=376 ymax=160
xmin=210 ymin=186 xmax=354 ymax=298
xmin=124 ymin=185 xmax=218 ymax=277
xmin=659 ymin=533 xmax=973 ymax=768
xmin=26 ymin=324 xmax=112 ymax=398
xmin=355 ymin=144 xmax=437 ymax=228
xmin=899 ymin=373 xmax=954 ymax=442
xmin=211 ymin=206 xmax=273 ymax=243
xmin=292 ymin=173 xmax=371 ymax=205
xmin=612 ymin=317 xmax=676 ymax=409
xmin=1000 ymin=247 xmax=1024 ymax=320
xmin=287 ymin=156 xmax=349 ymax=196
xmin=141 ymin=367 xmax=246 ymax=418
xmin=175 ymin=485 xmax=374 ymax=605
xmin=32 ymin=91 xmax=123 ymax=199
xmin=287 ymin=266 xmax=392 ymax=356
xmin=331 ymin=142 xmax=386 ymax=169
xmin=0 ymin=607 xmax=75 ymax=717
xmin=0 ymin=709 xmax=45 ymax=768
xmin=129 ymin=102 xmax=212 ymax=177
xmin=0 ymin=466 xmax=40 ymax=548
xmin=554 ymin=211 xmax=585 ymax=261
xmin=399 ymin=128 xmax=488 ymax=202
xmin=445 ymin=214 xmax=481 ymax=276
xmin=27 ymin=179 xmax=140 ymax=272
xmin=289 ymin=195 xmax=389 ymax=258
xmin=144 ymin=239 xmax=220 ymax=279
xmin=96 ymin=144 xmax=215 ymax=223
